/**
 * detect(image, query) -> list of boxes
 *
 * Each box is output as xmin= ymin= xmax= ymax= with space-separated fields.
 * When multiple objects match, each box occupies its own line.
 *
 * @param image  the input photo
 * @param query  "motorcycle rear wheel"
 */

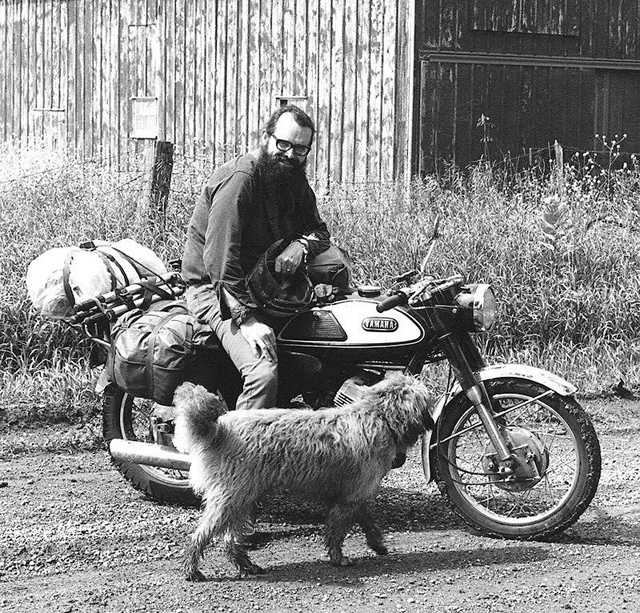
xmin=102 ymin=384 xmax=199 ymax=506
xmin=433 ymin=377 xmax=601 ymax=540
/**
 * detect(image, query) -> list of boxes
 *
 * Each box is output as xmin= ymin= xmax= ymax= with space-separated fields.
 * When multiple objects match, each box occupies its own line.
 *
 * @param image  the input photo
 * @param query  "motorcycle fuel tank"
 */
xmin=278 ymin=298 xmax=425 ymax=351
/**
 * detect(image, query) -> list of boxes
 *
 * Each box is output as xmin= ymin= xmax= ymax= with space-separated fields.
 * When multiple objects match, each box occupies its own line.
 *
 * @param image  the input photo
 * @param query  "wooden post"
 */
xmin=146 ymin=140 xmax=174 ymax=240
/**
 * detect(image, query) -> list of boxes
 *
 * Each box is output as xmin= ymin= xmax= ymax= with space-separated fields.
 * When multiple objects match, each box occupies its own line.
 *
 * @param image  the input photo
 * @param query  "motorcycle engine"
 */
xmin=333 ymin=371 xmax=385 ymax=406
xmin=333 ymin=377 xmax=368 ymax=406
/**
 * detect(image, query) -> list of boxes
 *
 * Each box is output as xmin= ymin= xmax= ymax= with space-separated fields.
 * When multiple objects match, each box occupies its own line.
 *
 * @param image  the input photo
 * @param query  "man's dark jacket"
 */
xmin=181 ymin=150 xmax=330 ymax=320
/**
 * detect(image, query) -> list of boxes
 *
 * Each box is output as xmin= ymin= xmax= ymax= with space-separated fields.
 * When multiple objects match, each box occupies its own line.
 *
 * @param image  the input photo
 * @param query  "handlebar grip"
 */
xmin=376 ymin=292 xmax=407 ymax=313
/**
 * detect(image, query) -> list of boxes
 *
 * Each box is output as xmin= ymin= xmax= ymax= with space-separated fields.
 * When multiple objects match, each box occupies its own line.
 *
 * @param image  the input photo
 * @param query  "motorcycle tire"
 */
xmin=433 ymin=377 xmax=601 ymax=540
xmin=102 ymin=383 xmax=199 ymax=506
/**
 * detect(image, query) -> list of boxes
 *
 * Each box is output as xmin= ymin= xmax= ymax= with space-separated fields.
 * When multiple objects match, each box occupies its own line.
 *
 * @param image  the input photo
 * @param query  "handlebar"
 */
xmin=375 ymin=274 xmax=464 ymax=313
xmin=376 ymin=292 xmax=408 ymax=313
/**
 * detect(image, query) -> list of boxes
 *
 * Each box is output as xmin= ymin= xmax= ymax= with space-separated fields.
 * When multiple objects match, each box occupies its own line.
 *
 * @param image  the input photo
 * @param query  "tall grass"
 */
xmin=2 ymin=143 xmax=640 ymax=425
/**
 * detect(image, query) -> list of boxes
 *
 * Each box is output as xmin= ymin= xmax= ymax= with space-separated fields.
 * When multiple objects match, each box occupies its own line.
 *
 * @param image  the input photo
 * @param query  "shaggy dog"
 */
xmin=172 ymin=374 xmax=434 ymax=581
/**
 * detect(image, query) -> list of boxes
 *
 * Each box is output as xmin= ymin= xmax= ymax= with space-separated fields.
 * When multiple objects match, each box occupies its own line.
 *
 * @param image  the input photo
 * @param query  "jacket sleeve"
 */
xmin=299 ymin=187 xmax=330 ymax=258
xmin=202 ymin=172 xmax=256 ymax=320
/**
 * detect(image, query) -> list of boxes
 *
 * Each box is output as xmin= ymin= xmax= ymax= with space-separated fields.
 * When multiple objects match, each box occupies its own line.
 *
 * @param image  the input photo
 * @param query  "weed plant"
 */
xmin=2 ymin=143 xmax=640 ymax=426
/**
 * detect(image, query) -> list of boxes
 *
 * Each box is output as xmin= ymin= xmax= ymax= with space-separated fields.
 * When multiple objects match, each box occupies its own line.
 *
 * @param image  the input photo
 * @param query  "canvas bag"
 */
xmin=108 ymin=301 xmax=196 ymax=405
xmin=26 ymin=238 xmax=168 ymax=320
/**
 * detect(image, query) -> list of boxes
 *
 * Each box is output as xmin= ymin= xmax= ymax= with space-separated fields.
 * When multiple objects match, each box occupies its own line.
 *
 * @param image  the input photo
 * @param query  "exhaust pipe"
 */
xmin=109 ymin=439 xmax=191 ymax=472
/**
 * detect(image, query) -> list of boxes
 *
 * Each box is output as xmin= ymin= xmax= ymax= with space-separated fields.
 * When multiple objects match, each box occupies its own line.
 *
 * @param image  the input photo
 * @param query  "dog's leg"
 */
xmin=356 ymin=503 xmax=388 ymax=556
xmin=223 ymin=513 xmax=266 ymax=577
xmin=324 ymin=502 xmax=358 ymax=567
xmin=183 ymin=506 xmax=221 ymax=582
xmin=183 ymin=499 xmax=241 ymax=581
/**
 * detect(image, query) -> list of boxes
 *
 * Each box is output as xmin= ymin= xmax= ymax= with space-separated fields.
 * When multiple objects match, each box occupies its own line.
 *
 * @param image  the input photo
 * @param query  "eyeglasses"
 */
xmin=269 ymin=134 xmax=311 ymax=157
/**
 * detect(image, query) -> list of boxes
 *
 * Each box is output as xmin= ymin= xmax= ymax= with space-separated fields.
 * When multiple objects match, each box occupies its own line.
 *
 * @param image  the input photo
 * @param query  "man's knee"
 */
xmin=247 ymin=355 xmax=278 ymax=384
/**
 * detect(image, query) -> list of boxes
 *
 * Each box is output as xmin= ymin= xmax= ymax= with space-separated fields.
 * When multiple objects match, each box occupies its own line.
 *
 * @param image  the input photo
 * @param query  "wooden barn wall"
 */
xmin=0 ymin=0 xmax=414 ymax=184
xmin=416 ymin=0 xmax=640 ymax=172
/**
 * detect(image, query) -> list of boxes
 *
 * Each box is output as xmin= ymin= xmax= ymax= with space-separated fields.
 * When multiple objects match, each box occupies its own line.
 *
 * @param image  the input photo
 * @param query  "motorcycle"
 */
xmin=75 ymin=222 xmax=601 ymax=541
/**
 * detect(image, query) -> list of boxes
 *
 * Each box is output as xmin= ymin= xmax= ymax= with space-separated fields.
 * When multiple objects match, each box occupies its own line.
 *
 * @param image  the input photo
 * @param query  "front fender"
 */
xmin=421 ymin=363 xmax=577 ymax=482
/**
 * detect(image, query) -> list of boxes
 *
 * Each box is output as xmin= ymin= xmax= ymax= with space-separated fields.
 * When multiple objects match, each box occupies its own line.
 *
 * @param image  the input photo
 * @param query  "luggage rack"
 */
xmin=68 ymin=271 xmax=187 ymax=347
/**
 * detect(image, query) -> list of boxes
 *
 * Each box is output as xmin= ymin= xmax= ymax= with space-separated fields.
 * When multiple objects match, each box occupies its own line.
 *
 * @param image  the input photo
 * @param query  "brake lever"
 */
xmin=393 ymin=270 xmax=419 ymax=285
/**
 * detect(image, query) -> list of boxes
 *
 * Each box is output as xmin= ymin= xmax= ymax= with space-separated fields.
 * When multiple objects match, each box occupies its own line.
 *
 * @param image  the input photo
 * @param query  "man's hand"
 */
xmin=274 ymin=241 xmax=306 ymax=275
xmin=239 ymin=317 xmax=277 ymax=362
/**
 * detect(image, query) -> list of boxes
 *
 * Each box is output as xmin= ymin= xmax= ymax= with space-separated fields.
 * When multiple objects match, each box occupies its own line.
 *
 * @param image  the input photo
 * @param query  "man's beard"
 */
xmin=256 ymin=147 xmax=307 ymax=193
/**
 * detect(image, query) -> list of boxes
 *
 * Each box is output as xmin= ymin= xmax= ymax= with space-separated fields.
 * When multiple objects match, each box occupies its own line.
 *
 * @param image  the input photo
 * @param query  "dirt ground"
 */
xmin=1 ymin=398 xmax=640 ymax=613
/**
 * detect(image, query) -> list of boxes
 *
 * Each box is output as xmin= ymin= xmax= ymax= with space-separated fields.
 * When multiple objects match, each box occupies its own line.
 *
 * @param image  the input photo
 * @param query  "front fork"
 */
xmin=440 ymin=332 xmax=514 ymax=473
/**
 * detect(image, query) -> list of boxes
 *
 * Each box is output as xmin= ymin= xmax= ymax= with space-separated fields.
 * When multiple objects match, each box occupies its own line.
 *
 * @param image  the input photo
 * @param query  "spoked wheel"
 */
xmin=102 ymin=384 xmax=199 ymax=506
xmin=433 ymin=378 xmax=601 ymax=540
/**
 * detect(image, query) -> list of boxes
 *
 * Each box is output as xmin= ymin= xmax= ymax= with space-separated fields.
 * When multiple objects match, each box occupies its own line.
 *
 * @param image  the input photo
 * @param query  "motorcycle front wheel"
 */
xmin=433 ymin=377 xmax=601 ymax=540
xmin=102 ymin=384 xmax=198 ymax=506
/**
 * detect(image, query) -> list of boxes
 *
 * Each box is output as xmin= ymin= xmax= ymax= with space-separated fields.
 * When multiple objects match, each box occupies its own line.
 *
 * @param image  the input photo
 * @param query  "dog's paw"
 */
xmin=371 ymin=543 xmax=389 ymax=556
xmin=185 ymin=569 xmax=207 ymax=582
xmin=238 ymin=562 xmax=266 ymax=577
xmin=330 ymin=556 xmax=355 ymax=567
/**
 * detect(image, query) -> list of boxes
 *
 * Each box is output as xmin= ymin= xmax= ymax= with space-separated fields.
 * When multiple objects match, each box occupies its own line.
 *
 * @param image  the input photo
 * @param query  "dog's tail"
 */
xmin=172 ymin=382 xmax=226 ymax=454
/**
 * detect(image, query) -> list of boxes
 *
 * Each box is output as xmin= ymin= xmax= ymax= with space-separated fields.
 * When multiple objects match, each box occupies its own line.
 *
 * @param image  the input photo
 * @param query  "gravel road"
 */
xmin=1 ymin=397 xmax=640 ymax=613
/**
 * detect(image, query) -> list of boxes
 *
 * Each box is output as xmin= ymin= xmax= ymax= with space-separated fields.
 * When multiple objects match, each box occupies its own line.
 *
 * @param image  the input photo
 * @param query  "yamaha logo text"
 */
xmin=361 ymin=317 xmax=399 ymax=332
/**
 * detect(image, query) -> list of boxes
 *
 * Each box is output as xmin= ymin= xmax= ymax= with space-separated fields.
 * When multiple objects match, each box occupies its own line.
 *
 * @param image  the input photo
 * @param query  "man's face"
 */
xmin=261 ymin=113 xmax=313 ymax=173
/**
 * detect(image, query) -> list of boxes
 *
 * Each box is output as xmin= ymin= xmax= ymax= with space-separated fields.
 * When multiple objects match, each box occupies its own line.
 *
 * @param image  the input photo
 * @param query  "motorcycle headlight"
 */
xmin=455 ymin=284 xmax=497 ymax=332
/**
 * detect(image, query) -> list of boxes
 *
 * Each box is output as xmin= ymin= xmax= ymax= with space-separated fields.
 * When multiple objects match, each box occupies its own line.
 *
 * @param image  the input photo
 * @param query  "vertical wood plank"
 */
xmin=417 ymin=59 xmax=436 ymax=174
xmin=440 ymin=0 xmax=462 ymax=49
xmin=380 ymin=0 xmax=396 ymax=181
xmin=95 ymin=0 xmax=104 ymax=152
xmin=236 ymin=0 xmax=249 ymax=152
xmin=305 ymin=0 xmax=319 ymax=179
xmin=59 ymin=0 xmax=68 ymax=149
xmin=16 ymin=0 xmax=23 ymax=141
xmin=65 ymin=0 xmax=76 ymax=150
xmin=620 ymin=0 xmax=635 ymax=59
xmin=395 ymin=0 xmax=415 ymax=179
xmin=315 ymin=0 xmax=332 ymax=189
xmin=257 ymin=0 xmax=270 ymax=147
xmin=84 ymin=0 xmax=93 ymax=157
xmin=340 ymin=0 xmax=356 ymax=182
xmin=173 ymin=0 xmax=185 ymax=156
xmin=213 ymin=0 xmax=226 ymax=162
xmin=271 ymin=0 xmax=283 ymax=106
xmin=155 ymin=0 xmax=166 ymax=143
xmin=452 ymin=62 xmax=472 ymax=167
xmin=437 ymin=63 xmax=456 ymax=166
xmin=44 ymin=0 xmax=52 ymax=113
xmin=34 ymin=0 xmax=44 ymax=141
xmin=419 ymin=0 xmax=440 ymax=49
xmin=282 ymin=0 xmax=294 ymax=95
xmin=294 ymin=0 xmax=306 ymax=98
xmin=121 ymin=0 xmax=134 ymax=165
xmin=164 ymin=0 xmax=176 ymax=145
xmin=226 ymin=0 xmax=238 ymax=155
xmin=354 ymin=0 xmax=371 ymax=182
xmin=203 ymin=0 xmax=215 ymax=157
xmin=194 ymin=0 xmax=206 ymax=154
xmin=184 ymin=1 xmax=196 ymax=157
xmin=11 ymin=0 xmax=22 ymax=140
xmin=367 ymin=0 xmax=383 ymax=180
xmin=329 ymin=1 xmax=344 ymax=183
xmin=0 ymin=2 xmax=6 ymax=141
xmin=246 ymin=0 xmax=260 ymax=150
xmin=110 ymin=0 xmax=120 ymax=165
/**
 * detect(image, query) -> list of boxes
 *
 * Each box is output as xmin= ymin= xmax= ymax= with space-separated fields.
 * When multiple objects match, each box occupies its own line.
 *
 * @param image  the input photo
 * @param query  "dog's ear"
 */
xmin=173 ymin=381 xmax=197 ymax=406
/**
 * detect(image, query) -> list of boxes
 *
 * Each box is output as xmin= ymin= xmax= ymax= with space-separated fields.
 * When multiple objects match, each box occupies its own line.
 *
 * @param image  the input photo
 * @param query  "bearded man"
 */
xmin=181 ymin=105 xmax=330 ymax=410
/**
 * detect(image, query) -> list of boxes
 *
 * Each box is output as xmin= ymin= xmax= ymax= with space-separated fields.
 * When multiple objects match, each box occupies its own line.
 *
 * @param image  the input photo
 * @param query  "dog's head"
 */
xmin=366 ymin=374 xmax=435 ymax=446
xmin=172 ymin=382 xmax=228 ymax=453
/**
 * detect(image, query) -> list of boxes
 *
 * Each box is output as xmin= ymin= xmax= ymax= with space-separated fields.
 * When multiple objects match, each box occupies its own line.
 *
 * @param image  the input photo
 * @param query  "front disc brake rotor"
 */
xmin=482 ymin=426 xmax=550 ymax=492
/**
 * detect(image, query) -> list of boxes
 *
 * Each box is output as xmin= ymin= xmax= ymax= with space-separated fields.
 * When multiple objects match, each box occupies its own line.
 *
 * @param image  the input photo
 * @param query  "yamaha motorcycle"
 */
xmin=77 ymin=223 xmax=601 ymax=541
